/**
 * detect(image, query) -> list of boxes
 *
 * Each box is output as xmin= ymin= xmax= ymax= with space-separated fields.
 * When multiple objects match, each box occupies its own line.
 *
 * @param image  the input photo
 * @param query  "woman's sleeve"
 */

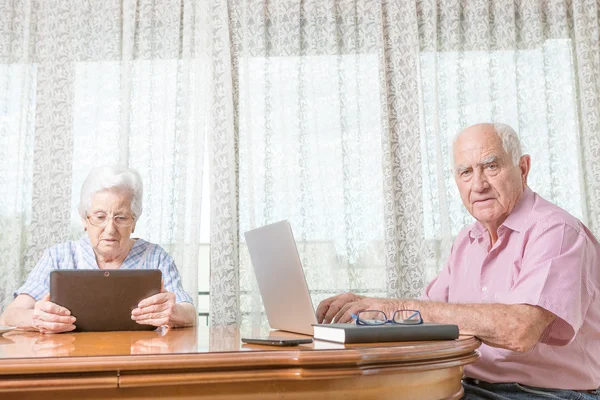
xmin=158 ymin=251 xmax=194 ymax=304
xmin=14 ymin=248 xmax=57 ymax=301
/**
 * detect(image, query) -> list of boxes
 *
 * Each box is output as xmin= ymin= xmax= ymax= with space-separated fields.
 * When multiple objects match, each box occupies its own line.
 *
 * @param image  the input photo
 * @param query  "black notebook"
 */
xmin=312 ymin=322 xmax=459 ymax=344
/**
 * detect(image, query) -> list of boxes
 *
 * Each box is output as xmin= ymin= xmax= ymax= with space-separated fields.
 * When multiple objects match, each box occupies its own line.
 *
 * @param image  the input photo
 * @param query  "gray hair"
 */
xmin=78 ymin=165 xmax=143 ymax=219
xmin=452 ymin=122 xmax=523 ymax=168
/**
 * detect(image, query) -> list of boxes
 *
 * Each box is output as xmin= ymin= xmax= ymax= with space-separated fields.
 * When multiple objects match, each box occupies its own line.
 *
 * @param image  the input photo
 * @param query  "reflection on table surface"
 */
xmin=0 ymin=326 xmax=200 ymax=358
xmin=0 ymin=325 xmax=328 ymax=358
xmin=0 ymin=325 xmax=478 ymax=361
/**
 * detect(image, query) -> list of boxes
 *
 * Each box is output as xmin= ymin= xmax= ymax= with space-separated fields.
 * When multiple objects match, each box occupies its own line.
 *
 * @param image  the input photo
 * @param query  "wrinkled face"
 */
xmin=82 ymin=190 xmax=136 ymax=261
xmin=453 ymin=126 xmax=529 ymax=230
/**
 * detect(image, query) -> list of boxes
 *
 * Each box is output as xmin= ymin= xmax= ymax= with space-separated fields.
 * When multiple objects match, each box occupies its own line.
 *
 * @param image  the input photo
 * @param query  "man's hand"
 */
xmin=316 ymin=292 xmax=404 ymax=324
xmin=32 ymin=294 xmax=76 ymax=334
xmin=316 ymin=292 xmax=364 ymax=323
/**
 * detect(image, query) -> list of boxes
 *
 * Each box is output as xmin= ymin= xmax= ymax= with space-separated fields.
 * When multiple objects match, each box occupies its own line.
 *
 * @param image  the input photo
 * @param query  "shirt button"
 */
xmin=481 ymin=286 xmax=487 ymax=292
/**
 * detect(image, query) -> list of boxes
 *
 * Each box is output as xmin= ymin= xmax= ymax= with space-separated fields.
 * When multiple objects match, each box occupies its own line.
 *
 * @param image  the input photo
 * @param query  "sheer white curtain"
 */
xmin=2 ymin=0 xmax=600 ymax=329
xmin=0 ymin=0 xmax=212 ymax=310
xmin=209 ymin=0 xmax=600 ymax=331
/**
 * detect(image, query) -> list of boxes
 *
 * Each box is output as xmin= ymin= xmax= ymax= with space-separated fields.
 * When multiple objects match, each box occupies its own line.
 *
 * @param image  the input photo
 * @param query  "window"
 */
xmin=0 ymin=63 xmax=36 ymax=299
xmin=197 ymin=146 xmax=210 ymax=326
xmin=237 ymin=53 xmax=387 ymax=326
xmin=419 ymin=39 xmax=583 ymax=278
xmin=70 ymin=59 xmax=210 ymax=322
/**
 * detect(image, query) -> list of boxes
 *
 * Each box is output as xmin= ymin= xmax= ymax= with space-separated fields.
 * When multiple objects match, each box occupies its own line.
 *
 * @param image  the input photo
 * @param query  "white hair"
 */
xmin=78 ymin=165 xmax=143 ymax=219
xmin=451 ymin=122 xmax=523 ymax=169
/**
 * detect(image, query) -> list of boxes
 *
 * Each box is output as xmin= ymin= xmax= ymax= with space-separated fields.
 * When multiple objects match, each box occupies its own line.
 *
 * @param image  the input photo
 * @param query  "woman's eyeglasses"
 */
xmin=87 ymin=213 xmax=135 ymax=228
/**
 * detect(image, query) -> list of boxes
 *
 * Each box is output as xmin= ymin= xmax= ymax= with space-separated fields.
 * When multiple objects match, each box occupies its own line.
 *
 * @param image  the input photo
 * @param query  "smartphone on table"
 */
xmin=241 ymin=336 xmax=313 ymax=346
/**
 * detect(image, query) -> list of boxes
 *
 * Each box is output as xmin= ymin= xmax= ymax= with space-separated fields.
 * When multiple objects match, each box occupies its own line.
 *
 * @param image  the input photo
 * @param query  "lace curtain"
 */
xmin=210 ymin=0 xmax=600 ymax=330
xmin=0 ymin=0 xmax=212 ymax=309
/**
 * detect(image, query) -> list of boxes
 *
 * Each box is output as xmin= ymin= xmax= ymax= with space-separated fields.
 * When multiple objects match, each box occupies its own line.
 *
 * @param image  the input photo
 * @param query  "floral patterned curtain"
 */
xmin=2 ymin=1 xmax=599 ymax=330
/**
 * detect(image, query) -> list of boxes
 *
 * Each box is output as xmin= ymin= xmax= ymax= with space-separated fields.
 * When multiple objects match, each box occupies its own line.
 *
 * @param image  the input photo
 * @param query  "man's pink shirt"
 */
xmin=422 ymin=187 xmax=600 ymax=390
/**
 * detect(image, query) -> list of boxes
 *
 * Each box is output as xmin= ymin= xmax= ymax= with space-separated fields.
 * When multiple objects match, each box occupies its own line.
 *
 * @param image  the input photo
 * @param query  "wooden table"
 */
xmin=0 ymin=326 xmax=480 ymax=399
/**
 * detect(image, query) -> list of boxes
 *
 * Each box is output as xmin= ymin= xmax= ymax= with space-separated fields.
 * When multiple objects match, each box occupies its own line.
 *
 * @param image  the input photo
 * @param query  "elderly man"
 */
xmin=316 ymin=123 xmax=600 ymax=399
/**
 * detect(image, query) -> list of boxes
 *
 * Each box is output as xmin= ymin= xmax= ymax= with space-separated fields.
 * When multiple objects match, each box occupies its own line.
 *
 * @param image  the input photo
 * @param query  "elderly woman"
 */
xmin=0 ymin=165 xmax=196 ymax=333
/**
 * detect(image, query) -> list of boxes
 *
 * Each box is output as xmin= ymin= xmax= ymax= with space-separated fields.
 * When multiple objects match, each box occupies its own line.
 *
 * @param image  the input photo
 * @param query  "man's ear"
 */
xmin=519 ymin=154 xmax=531 ymax=186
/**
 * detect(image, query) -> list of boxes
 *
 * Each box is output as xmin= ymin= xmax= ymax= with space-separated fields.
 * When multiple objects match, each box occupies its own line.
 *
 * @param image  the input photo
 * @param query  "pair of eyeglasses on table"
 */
xmin=351 ymin=309 xmax=423 ymax=325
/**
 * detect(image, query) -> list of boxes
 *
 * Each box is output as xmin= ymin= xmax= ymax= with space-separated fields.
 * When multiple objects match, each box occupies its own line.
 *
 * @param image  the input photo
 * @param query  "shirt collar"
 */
xmin=79 ymin=235 xmax=143 ymax=268
xmin=79 ymin=235 xmax=99 ymax=268
xmin=502 ymin=186 xmax=534 ymax=233
xmin=469 ymin=186 xmax=534 ymax=240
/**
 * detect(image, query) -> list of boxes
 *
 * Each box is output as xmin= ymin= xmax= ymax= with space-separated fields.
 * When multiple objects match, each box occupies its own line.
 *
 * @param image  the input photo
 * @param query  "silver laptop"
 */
xmin=244 ymin=220 xmax=318 ymax=336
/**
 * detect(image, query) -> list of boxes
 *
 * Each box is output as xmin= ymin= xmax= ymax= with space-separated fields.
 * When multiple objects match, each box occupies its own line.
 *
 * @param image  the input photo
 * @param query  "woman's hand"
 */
xmin=32 ymin=294 xmax=76 ymax=334
xmin=131 ymin=282 xmax=177 ymax=327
